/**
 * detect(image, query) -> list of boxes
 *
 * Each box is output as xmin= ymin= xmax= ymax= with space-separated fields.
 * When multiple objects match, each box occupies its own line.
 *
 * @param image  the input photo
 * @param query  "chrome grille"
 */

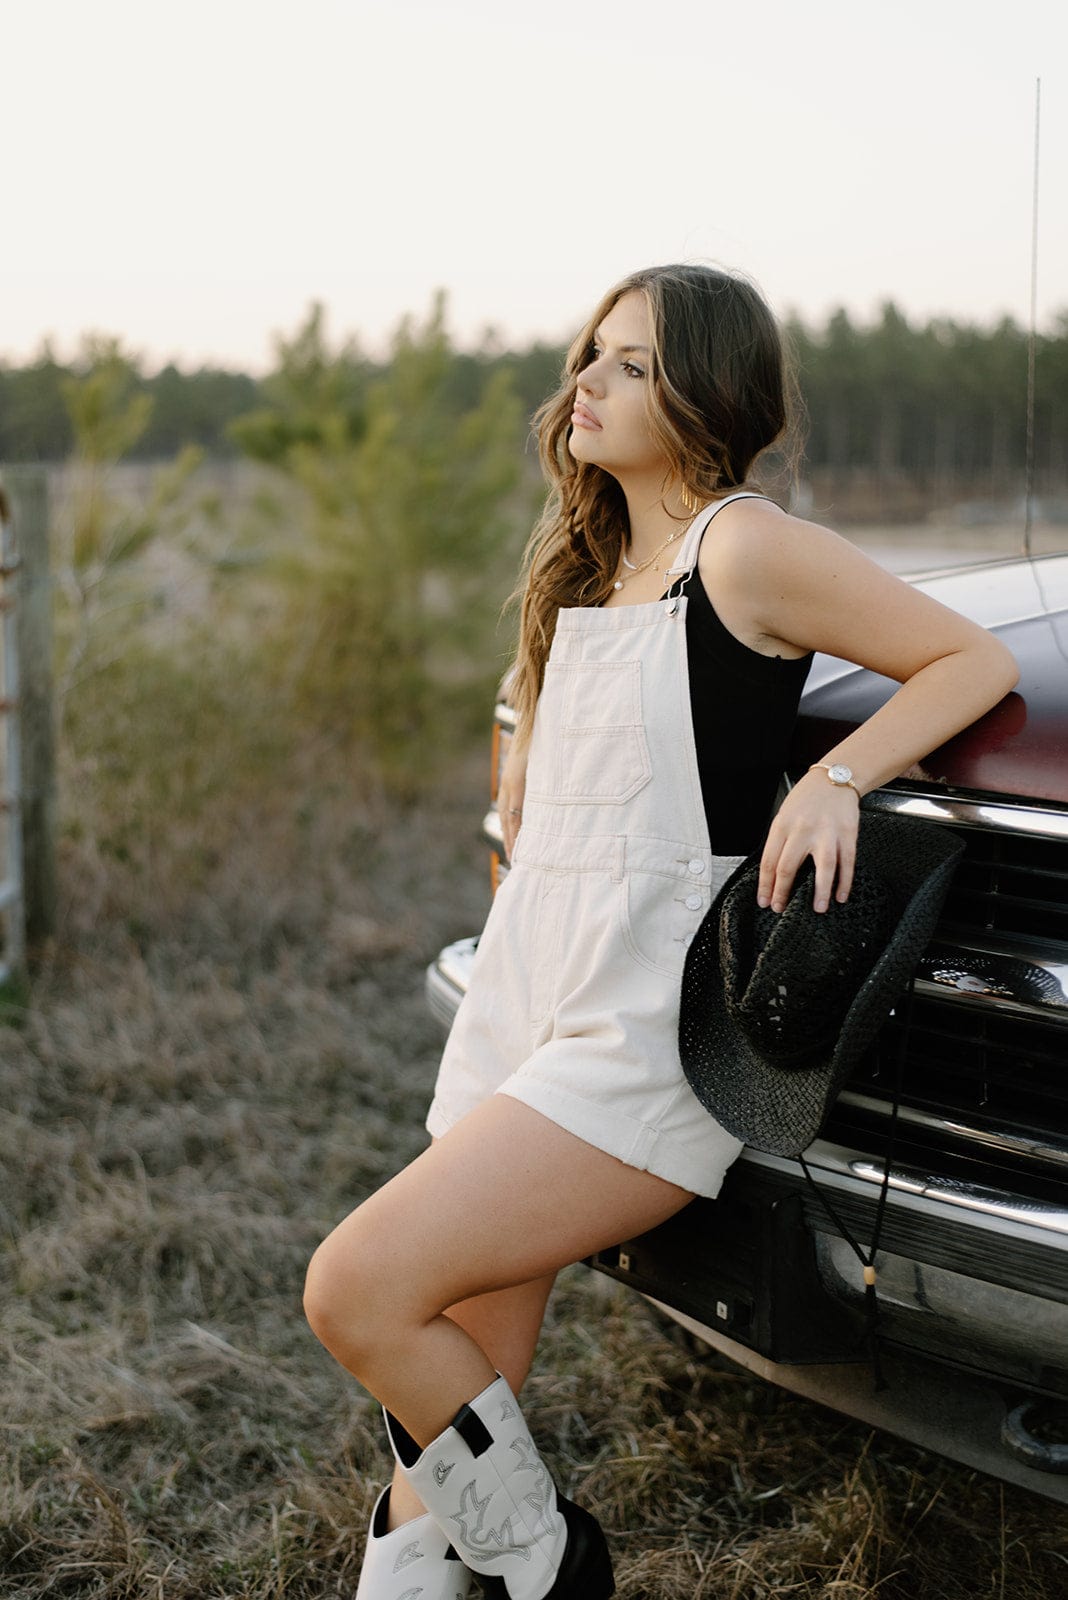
xmin=943 ymin=832 xmax=1068 ymax=944
xmin=856 ymin=999 xmax=1068 ymax=1133
xmin=848 ymin=790 xmax=1068 ymax=1148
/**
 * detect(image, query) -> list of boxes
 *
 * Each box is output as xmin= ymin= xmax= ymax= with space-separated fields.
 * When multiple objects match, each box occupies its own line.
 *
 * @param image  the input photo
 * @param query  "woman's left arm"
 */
xmin=741 ymin=512 xmax=1020 ymax=914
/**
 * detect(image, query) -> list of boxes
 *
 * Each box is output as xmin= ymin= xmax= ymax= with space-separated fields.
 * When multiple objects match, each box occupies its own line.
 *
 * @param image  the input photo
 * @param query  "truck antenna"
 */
xmin=1023 ymin=76 xmax=1041 ymax=559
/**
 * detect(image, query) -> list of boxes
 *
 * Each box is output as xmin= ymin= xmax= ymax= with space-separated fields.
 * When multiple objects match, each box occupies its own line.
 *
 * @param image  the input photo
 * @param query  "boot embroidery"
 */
xmin=499 ymin=1397 xmax=517 ymax=1420
xmin=509 ymin=1438 xmax=558 ymax=1538
xmin=396 ymin=1590 xmax=423 ymax=1600
xmin=450 ymin=1478 xmax=530 ymax=1564
xmin=392 ymin=1539 xmax=423 ymax=1572
xmin=433 ymin=1458 xmax=455 ymax=1486
xmin=523 ymin=1485 xmax=557 ymax=1540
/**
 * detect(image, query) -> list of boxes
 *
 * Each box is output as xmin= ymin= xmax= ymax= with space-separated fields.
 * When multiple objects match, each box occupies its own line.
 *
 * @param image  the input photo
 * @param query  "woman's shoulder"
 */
xmin=699 ymin=499 xmax=854 ymax=591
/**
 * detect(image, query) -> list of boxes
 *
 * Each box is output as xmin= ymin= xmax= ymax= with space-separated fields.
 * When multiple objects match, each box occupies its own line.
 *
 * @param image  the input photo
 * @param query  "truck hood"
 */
xmin=790 ymin=552 xmax=1068 ymax=806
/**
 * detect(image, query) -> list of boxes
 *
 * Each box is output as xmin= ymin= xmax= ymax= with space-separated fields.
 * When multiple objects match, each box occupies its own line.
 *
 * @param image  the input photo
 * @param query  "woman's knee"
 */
xmin=303 ymin=1213 xmax=398 ymax=1366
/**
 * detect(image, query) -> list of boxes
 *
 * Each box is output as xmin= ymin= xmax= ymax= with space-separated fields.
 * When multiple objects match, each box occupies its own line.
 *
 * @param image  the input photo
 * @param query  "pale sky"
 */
xmin=6 ymin=0 xmax=1066 ymax=372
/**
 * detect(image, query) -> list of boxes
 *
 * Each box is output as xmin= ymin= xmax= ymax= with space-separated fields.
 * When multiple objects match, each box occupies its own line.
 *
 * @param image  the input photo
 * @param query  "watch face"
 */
xmin=828 ymin=763 xmax=853 ymax=785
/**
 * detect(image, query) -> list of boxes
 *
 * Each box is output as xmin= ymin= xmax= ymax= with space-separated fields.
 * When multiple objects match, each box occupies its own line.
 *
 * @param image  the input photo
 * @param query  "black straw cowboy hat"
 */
xmin=679 ymin=811 xmax=964 ymax=1158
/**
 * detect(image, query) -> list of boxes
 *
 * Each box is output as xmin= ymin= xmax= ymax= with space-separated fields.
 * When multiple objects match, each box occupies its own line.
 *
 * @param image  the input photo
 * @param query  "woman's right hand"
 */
xmin=498 ymin=742 xmax=529 ymax=862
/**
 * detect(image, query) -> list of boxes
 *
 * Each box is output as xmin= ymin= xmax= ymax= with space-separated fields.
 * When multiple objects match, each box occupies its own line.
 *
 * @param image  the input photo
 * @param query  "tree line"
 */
xmin=29 ymin=296 xmax=1068 ymax=802
xmin=789 ymin=304 xmax=1068 ymax=492
xmin=3 ymin=301 xmax=1067 ymax=492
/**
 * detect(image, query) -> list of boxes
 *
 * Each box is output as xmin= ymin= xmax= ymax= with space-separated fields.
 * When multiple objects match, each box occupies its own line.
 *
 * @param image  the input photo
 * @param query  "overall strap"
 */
xmin=664 ymin=491 xmax=771 ymax=587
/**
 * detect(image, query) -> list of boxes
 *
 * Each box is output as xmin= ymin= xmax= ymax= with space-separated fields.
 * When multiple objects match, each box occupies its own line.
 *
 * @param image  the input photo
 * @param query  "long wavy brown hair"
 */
xmin=509 ymin=263 xmax=800 ymax=741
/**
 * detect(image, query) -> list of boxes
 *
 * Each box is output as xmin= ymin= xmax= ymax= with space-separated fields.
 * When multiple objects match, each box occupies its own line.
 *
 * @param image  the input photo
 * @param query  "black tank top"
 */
xmin=682 ymin=568 xmax=812 ymax=855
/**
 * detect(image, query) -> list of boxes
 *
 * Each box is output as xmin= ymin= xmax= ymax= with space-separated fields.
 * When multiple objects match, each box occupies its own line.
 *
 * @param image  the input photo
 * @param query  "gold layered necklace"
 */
xmin=612 ymin=524 xmax=687 ymax=591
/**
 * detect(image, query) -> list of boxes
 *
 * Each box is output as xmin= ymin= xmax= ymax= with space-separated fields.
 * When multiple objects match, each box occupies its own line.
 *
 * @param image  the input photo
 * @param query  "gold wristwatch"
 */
xmin=810 ymin=762 xmax=859 ymax=794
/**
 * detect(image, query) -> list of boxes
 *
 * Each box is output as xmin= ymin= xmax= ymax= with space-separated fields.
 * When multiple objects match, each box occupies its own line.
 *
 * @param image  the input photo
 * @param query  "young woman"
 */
xmin=304 ymin=264 xmax=1017 ymax=1600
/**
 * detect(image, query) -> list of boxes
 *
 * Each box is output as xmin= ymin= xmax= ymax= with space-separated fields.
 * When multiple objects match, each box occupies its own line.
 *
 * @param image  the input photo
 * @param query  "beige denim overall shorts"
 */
xmin=425 ymin=495 xmax=763 ymax=1198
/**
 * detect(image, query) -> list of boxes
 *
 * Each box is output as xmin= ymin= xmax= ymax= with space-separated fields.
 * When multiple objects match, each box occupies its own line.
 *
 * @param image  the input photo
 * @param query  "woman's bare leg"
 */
xmin=304 ymin=1092 xmax=695 ymax=1454
xmin=385 ymin=1272 xmax=556 ymax=1528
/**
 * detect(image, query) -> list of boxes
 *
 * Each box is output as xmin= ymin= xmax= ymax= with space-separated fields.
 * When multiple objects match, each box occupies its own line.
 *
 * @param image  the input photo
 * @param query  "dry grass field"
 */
xmin=3 ymin=471 xmax=1068 ymax=1597
xmin=5 ymin=747 xmax=1068 ymax=1600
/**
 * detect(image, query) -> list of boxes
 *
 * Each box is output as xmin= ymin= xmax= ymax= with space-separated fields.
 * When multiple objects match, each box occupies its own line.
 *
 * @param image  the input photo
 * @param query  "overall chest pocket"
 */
xmin=527 ymin=658 xmax=652 ymax=805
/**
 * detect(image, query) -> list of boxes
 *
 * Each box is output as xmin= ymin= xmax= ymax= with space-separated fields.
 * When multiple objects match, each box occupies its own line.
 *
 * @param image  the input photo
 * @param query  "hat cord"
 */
xmin=798 ymin=977 xmax=916 ymax=1392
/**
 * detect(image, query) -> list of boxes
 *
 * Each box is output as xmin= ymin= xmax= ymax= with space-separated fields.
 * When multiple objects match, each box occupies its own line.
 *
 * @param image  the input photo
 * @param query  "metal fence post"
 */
xmin=6 ymin=467 xmax=57 ymax=954
xmin=0 ymin=480 xmax=25 ymax=977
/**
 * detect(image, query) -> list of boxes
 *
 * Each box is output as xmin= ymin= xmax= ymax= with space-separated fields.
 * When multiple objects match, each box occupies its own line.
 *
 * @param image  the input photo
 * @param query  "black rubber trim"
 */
xmin=451 ymin=1401 xmax=493 ymax=1457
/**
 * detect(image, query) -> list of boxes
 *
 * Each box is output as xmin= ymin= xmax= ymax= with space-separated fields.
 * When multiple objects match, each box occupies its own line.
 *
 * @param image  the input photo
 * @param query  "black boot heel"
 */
xmin=550 ymin=1496 xmax=615 ymax=1598
xmin=481 ymin=1496 xmax=614 ymax=1599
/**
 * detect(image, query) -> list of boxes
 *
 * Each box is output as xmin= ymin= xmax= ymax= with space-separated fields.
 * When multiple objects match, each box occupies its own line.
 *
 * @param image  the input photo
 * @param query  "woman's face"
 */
xmin=568 ymin=291 xmax=666 ymax=480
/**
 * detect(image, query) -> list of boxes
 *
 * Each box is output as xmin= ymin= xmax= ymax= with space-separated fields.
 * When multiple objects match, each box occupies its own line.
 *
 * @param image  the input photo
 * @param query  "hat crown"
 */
xmin=678 ymin=811 xmax=966 ymax=1158
xmin=721 ymin=865 xmax=897 ymax=1067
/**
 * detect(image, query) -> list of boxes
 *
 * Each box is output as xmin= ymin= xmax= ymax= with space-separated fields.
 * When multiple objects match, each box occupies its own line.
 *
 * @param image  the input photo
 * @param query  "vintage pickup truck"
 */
xmin=426 ymin=548 xmax=1068 ymax=1503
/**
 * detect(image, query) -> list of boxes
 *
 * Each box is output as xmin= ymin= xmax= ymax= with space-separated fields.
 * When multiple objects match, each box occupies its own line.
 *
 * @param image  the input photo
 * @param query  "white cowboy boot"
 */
xmin=354 ymin=1484 xmax=473 ymax=1600
xmin=384 ymin=1375 xmax=614 ymax=1600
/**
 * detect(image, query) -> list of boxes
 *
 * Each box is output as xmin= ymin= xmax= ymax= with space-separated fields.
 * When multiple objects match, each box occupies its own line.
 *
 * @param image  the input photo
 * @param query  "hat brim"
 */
xmin=679 ymin=814 xmax=964 ymax=1157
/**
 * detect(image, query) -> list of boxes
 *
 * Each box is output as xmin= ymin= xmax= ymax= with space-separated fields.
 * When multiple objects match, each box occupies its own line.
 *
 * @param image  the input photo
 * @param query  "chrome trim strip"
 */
xmin=837 ymin=1090 xmax=1068 ymax=1171
xmin=846 ymin=1159 xmax=1068 ymax=1236
xmin=863 ymin=787 xmax=1068 ymax=840
xmin=914 ymin=975 xmax=1068 ymax=1021
xmin=741 ymin=1142 xmax=1068 ymax=1239
xmin=917 ymin=935 xmax=1068 ymax=1018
